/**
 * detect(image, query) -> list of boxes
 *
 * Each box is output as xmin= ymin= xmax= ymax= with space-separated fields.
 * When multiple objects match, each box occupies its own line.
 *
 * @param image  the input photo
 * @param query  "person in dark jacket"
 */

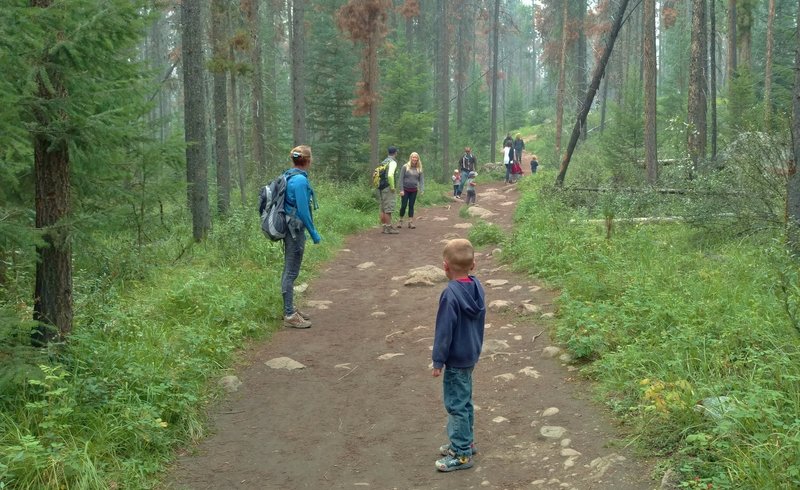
xmin=281 ymin=145 xmax=321 ymax=329
xmin=432 ymin=239 xmax=486 ymax=472
xmin=513 ymin=133 xmax=525 ymax=165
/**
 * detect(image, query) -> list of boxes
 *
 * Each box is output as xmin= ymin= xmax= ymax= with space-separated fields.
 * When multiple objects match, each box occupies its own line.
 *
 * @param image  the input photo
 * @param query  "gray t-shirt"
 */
xmin=398 ymin=164 xmax=424 ymax=192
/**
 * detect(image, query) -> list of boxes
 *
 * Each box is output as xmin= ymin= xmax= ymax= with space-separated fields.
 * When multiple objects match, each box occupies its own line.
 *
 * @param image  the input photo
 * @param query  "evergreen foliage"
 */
xmin=380 ymin=43 xmax=435 ymax=159
xmin=305 ymin=0 xmax=368 ymax=179
xmin=505 ymin=79 xmax=527 ymax=131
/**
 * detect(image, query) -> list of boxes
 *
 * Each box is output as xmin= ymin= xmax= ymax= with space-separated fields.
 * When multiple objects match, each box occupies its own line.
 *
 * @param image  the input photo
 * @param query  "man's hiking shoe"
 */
xmin=283 ymin=312 xmax=311 ymax=329
xmin=435 ymin=454 xmax=473 ymax=472
xmin=294 ymin=309 xmax=310 ymax=321
xmin=439 ymin=443 xmax=477 ymax=457
xmin=384 ymin=226 xmax=399 ymax=234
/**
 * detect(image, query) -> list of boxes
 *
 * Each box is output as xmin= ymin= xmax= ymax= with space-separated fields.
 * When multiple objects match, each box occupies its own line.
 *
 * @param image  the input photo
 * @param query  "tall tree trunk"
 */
xmin=264 ymin=1 xmax=281 ymax=169
xmin=229 ymin=42 xmax=246 ymax=206
xmin=291 ymin=0 xmax=307 ymax=145
xmin=600 ymin=69 xmax=609 ymax=133
xmin=575 ymin=0 xmax=588 ymax=140
xmin=644 ymin=0 xmax=658 ymax=184
xmin=531 ymin=2 xmax=537 ymax=99
xmin=182 ymin=0 xmax=210 ymax=241
xmin=455 ymin=0 xmax=466 ymax=129
xmin=735 ymin=0 xmax=752 ymax=72
xmin=489 ymin=0 xmax=500 ymax=163
xmin=726 ymin=0 xmax=737 ymax=83
xmin=336 ymin=0 xmax=390 ymax=171
xmin=248 ymin=0 xmax=267 ymax=176
xmin=687 ymin=0 xmax=707 ymax=174
xmin=211 ymin=0 xmax=231 ymax=214
xmin=555 ymin=0 xmax=631 ymax=186
xmin=367 ymin=25 xmax=380 ymax=168
xmin=788 ymin=0 xmax=800 ymax=253
xmin=710 ymin=0 xmax=718 ymax=159
xmin=439 ymin=0 xmax=450 ymax=181
xmin=31 ymin=0 xmax=73 ymax=344
xmin=764 ymin=0 xmax=775 ymax=129
xmin=554 ymin=0 xmax=569 ymax=163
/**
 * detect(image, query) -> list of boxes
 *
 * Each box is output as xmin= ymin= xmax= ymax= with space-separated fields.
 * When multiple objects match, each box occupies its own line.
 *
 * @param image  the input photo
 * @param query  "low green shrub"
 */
xmin=0 ymin=179 xmax=376 ymax=488
xmin=505 ymin=170 xmax=800 ymax=489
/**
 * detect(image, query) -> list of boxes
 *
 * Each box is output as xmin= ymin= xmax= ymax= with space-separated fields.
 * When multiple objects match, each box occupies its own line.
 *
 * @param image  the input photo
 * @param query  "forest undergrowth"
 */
xmin=506 ymin=166 xmax=800 ymax=489
xmin=0 ymin=180 xmax=454 ymax=489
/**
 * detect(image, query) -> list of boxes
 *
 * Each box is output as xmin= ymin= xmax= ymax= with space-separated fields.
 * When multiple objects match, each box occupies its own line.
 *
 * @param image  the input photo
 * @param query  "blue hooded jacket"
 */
xmin=432 ymin=276 xmax=486 ymax=369
xmin=284 ymin=168 xmax=321 ymax=243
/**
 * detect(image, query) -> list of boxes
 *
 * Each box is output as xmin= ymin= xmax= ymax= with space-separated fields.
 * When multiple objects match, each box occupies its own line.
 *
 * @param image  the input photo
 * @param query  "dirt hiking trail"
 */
xmin=167 ymin=180 xmax=657 ymax=490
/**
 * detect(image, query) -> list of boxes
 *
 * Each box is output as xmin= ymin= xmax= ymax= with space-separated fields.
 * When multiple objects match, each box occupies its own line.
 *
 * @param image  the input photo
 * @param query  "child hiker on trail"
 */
xmin=465 ymin=171 xmax=477 ymax=205
xmin=432 ymin=238 xmax=486 ymax=472
xmin=451 ymin=169 xmax=461 ymax=198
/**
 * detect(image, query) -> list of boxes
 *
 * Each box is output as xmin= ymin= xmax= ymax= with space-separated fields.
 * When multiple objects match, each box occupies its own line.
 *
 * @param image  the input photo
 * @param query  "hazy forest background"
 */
xmin=2 ymin=0 xmax=800 ymax=488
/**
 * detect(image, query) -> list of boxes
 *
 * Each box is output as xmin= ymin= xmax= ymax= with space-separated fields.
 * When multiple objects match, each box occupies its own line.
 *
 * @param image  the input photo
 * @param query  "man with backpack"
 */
xmin=457 ymin=147 xmax=477 ymax=198
xmin=377 ymin=146 xmax=400 ymax=234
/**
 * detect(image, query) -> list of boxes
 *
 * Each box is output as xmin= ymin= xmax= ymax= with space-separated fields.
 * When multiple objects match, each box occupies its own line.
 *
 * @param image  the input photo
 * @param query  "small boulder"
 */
xmin=218 ymin=375 xmax=242 ymax=393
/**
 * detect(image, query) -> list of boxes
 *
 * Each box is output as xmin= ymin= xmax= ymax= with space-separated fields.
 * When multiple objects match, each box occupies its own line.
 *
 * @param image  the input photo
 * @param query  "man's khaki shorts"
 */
xmin=378 ymin=188 xmax=396 ymax=213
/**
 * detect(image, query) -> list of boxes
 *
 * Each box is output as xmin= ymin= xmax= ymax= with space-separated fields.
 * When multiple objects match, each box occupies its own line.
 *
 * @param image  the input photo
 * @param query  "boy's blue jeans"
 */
xmin=443 ymin=366 xmax=475 ymax=457
xmin=281 ymin=228 xmax=306 ymax=316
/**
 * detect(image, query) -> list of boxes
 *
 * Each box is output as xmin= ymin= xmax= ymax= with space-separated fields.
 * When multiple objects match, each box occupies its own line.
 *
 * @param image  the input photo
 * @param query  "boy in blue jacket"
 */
xmin=432 ymin=239 xmax=486 ymax=472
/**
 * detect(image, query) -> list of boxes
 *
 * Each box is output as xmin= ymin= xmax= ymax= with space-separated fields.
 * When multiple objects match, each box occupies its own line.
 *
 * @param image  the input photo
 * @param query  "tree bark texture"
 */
xmin=574 ymin=0 xmax=587 ymax=141
xmin=211 ymin=0 xmax=231 ymax=214
xmin=687 ymin=0 xmax=707 ymax=171
xmin=455 ymin=0 xmax=466 ymax=129
xmin=229 ymin=40 xmax=246 ymax=206
xmin=710 ymin=0 xmax=717 ymax=158
xmin=554 ymin=0 xmax=569 ymax=163
xmin=182 ymin=0 xmax=210 ymax=241
xmin=644 ymin=0 xmax=658 ymax=184
xmin=438 ymin=0 xmax=450 ymax=181
xmin=764 ymin=0 xmax=775 ymax=129
xmin=555 ymin=0 xmax=631 ymax=187
xmin=248 ymin=0 xmax=267 ymax=176
xmin=531 ymin=3 xmax=537 ymax=99
xmin=735 ymin=0 xmax=752 ymax=73
xmin=489 ymin=0 xmax=500 ymax=163
xmin=787 ymin=0 xmax=800 ymax=252
xmin=291 ymin=0 xmax=307 ymax=145
xmin=727 ymin=0 xmax=737 ymax=83
xmin=31 ymin=0 xmax=73 ymax=343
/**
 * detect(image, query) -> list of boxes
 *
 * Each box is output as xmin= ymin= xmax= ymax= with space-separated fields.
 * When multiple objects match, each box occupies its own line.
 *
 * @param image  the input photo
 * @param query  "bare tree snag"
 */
xmin=555 ymin=0 xmax=631 ymax=187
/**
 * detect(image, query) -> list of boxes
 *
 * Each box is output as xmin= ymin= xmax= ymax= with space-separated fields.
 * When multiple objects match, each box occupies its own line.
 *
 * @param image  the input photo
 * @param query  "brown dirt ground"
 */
xmin=165 ymin=176 xmax=658 ymax=490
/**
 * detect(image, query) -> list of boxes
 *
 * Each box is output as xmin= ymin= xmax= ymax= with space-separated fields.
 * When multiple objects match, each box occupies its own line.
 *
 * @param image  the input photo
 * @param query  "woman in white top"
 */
xmin=502 ymin=141 xmax=512 ymax=183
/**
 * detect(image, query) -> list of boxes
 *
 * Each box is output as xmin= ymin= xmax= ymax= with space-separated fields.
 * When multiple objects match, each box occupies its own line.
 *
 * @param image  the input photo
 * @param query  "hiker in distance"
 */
xmin=281 ymin=145 xmax=321 ymax=329
xmin=457 ymin=147 xmax=477 ymax=198
xmin=397 ymin=152 xmax=425 ymax=229
xmin=502 ymin=139 xmax=513 ymax=184
xmin=513 ymin=133 xmax=525 ymax=167
xmin=378 ymin=146 xmax=400 ymax=234
xmin=432 ymin=238 xmax=486 ymax=472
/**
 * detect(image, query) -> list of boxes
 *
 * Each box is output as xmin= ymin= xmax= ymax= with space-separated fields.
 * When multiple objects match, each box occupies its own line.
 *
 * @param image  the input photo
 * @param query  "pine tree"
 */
xmin=1 ymin=0 xmax=151 ymax=342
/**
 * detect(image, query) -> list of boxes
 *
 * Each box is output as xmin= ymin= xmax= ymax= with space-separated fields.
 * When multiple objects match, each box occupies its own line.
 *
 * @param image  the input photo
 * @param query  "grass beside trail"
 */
xmin=0 ymin=180 xmax=452 ymax=489
xmin=503 ymin=172 xmax=800 ymax=489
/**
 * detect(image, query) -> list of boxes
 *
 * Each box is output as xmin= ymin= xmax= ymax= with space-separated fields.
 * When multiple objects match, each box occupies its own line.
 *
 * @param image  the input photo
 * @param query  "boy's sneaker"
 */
xmin=439 ymin=443 xmax=478 ymax=456
xmin=283 ymin=312 xmax=311 ymax=329
xmin=435 ymin=454 xmax=473 ymax=472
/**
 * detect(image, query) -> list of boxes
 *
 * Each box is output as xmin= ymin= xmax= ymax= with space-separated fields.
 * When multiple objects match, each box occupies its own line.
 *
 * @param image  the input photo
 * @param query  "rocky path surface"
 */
xmin=167 ymin=180 xmax=657 ymax=489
